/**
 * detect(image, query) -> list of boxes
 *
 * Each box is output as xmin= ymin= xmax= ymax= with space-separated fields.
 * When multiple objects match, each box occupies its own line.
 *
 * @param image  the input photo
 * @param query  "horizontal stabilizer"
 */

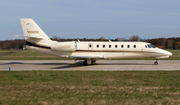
xmin=69 ymin=55 xmax=106 ymax=59
xmin=13 ymin=35 xmax=44 ymax=40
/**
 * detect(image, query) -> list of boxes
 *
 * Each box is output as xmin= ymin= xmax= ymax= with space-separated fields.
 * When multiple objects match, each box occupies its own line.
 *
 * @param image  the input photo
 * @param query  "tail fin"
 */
xmin=20 ymin=18 xmax=52 ymax=45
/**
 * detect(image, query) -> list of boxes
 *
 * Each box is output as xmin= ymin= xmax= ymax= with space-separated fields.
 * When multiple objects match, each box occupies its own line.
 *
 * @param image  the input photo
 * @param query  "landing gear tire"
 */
xmin=83 ymin=60 xmax=88 ymax=65
xmin=91 ymin=60 xmax=96 ymax=64
xmin=83 ymin=59 xmax=93 ymax=65
xmin=154 ymin=62 xmax=158 ymax=65
xmin=154 ymin=59 xmax=158 ymax=65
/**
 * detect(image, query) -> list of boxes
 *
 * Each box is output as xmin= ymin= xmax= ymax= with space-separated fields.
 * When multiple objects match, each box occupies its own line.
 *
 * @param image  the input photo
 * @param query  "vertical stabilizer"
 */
xmin=20 ymin=18 xmax=52 ymax=45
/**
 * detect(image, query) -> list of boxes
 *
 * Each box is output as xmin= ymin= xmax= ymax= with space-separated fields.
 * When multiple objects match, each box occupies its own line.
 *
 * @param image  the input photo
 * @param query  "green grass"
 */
xmin=0 ymin=49 xmax=179 ymax=60
xmin=0 ymin=71 xmax=180 ymax=104
xmin=0 ymin=50 xmax=14 ymax=56
xmin=0 ymin=50 xmax=70 ymax=60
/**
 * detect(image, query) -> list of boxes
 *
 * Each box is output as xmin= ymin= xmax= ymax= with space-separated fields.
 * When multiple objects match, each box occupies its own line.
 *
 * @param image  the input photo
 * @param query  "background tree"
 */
xmin=51 ymin=36 xmax=61 ymax=41
xmin=115 ymin=37 xmax=126 ymax=41
xmin=99 ymin=36 xmax=105 ymax=41
xmin=167 ymin=39 xmax=173 ymax=49
xmin=161 ymin=38 xmax=167 ymax=49
xmin=176 ymin=42 xmax=180 ymax=49
xmin=129 ymin=35 xmax=142 ymax=41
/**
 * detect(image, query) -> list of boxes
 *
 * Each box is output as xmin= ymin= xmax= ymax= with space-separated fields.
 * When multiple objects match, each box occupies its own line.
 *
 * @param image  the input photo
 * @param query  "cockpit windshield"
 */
xmin=150 ymin=44 xmax=156 ymax=48
xmin=147 ymin=44 xmax=156 ymax=48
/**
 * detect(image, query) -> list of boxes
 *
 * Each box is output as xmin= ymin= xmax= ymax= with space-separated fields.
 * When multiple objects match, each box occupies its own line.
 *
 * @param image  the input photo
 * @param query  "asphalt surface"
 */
xmin=0 ymin=60 xmax=180 ymax=71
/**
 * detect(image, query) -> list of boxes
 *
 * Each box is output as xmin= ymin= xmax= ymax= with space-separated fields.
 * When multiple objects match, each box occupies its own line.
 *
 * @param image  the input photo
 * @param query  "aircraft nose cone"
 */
xmin=166 ymin=51 xmax=172 ymax=56
xmin=169 ymin=52 xmax=172 ymax=56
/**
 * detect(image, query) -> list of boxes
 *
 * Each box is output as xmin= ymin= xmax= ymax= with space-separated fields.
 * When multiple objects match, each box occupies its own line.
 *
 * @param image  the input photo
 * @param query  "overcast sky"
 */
xmin=0 ymin=0 xmax=180 ymax=40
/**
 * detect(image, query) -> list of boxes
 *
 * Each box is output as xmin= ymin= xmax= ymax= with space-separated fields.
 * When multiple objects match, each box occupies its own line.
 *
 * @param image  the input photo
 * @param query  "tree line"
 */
xmin=1 ymin=35 xmax=180 ymax=49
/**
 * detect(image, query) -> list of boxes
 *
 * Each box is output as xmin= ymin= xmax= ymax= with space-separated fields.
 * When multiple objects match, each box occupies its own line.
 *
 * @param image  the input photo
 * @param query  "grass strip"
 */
xmin=0 ymin=71 xmax=180 ymax=104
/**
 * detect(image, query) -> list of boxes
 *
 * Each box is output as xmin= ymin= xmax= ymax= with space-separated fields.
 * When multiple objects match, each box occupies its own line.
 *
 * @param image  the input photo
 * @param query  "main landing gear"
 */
xmin=83 ymin=59 xmax=96 ymax=65
xmin=154 ymin=59 xmax=158 ymax=65
xmin=83 ymin=60 xmax=88 ymax=65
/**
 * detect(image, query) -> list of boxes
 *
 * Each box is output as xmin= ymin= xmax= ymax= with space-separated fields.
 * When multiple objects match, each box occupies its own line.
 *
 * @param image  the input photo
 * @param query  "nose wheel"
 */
xmin=154 ymin=59 xmax=158 ymax=65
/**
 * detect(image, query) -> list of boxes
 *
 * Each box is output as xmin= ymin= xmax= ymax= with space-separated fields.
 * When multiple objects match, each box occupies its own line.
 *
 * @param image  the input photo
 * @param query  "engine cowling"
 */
xmin=51 ymin=42 xmax=76 ymax=52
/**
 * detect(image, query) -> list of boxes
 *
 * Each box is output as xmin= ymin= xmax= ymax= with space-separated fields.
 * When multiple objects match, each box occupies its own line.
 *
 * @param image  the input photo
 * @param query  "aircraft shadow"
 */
xmin=50 ymin=61 xmax=86 ymax=69
xmin=0 ymin=62 xmax=69 ymax=65
xmin=50 ymin=61 xmax=153 ymax=69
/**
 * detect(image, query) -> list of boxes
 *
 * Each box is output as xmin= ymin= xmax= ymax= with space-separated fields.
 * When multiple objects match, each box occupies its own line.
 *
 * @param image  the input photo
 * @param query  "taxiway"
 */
xmin=0 ymin=60 xmax=180 ymax=71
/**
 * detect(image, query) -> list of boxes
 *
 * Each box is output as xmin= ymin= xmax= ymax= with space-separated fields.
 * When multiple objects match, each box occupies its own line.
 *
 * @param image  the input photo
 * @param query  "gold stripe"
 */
xmin=75 ymin=50 xmax=156 ymax=53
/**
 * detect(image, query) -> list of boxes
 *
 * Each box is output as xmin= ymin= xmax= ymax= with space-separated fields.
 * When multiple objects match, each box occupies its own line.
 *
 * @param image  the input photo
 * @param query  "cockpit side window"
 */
xmin=147 ymin=44 xmax=156 ymax=48
xmin=150 ymin=44 xmax=156 ymax=48
xmin=148 ymin=45 xmax=151 ymax=48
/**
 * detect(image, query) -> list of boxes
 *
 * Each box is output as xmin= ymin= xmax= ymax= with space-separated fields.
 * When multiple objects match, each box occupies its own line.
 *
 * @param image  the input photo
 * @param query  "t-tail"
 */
xmin=14 ymin=18 xmax=76 ymax=56
xmin=15 ymin=18 xmax=52 ymax=46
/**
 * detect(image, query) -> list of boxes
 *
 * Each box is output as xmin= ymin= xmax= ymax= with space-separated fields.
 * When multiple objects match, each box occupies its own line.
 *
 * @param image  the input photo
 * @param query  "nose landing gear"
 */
xmin=154 ymin=59 xmax=158 ymax=65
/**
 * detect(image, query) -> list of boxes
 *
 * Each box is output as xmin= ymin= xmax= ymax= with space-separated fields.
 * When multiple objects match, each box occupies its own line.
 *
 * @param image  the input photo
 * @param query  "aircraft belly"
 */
xmin=71 ymin=51 xmax=147 ymax=59
xmin=71 ymin=52 xmax=102 ymax=57
xmin=102 ymin=52 xmax=145 ymax=59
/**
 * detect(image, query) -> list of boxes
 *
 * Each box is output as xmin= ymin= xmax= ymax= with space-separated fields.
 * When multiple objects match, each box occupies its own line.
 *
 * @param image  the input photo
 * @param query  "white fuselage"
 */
xmin=26 ymin=41 xmax=172 ymax=60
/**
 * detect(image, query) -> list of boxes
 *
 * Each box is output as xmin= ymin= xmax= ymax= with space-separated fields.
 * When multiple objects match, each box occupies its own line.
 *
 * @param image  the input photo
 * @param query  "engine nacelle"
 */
xmin=51 ymin=42 xmax=76 ymax=52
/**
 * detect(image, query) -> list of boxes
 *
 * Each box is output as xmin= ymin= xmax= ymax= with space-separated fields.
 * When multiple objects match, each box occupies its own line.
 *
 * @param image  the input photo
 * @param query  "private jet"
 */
xmin=14 ymin=18 xmax=172 ymax=65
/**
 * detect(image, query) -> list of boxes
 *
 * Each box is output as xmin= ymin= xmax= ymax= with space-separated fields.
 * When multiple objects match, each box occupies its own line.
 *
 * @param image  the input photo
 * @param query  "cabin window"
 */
xmin=97 ymin=44 xmax=99 ymax=48
xmin=127 ymin=45 xmax=130 ymax=48
xmin=115 ymin=45 xmax=117 ymax=48
xmin=134 ymin=45 xmax=136 ymax=48
xmin=103 ymin=45 xmax=105 ymax=48
xmin=89 ymin=44 xmax=92 ymax=48
xmin=148 ymin=45 xmax=151 ymax=48
xmin=121 ymin=45 xmax=124 ymax=48
xmin=145 ymin=45 xmax=147 ymax=48
xmin=109 ymin=45 xmax=111 ymax=48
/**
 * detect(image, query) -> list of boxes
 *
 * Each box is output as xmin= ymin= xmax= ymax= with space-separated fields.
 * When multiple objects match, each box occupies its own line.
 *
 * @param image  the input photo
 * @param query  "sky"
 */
xmin=0 ymin=0 xmax=180 ymax=40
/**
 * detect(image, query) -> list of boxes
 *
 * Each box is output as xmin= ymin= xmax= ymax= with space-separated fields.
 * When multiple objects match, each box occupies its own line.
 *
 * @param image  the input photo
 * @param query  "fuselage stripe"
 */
xmin=75 ymin=50 xmax=155 ymax=53
xmin=26 ymin=41 xmax=51 ymax=49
